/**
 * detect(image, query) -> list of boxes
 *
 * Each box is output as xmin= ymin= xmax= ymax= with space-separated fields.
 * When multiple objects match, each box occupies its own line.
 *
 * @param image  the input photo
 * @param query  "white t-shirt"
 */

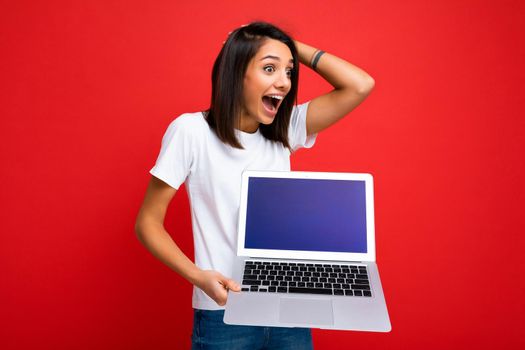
xmin=150 ymin=101 xmax=317 ymax=310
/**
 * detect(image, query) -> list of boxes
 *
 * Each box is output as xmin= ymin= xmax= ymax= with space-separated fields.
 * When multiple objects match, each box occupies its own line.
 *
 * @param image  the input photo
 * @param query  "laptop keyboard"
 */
xmin=240 ymin=261 xmax=372 ymax=297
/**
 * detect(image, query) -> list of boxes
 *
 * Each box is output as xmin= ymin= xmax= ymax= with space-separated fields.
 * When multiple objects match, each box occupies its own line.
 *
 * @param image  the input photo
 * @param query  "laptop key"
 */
xmin=250 ymin=286 xmax=259 ymax=291
xmin=277 ymin=287 xmax=287 ymax=293
xmin=351 ymin=284 xmax=371 ymax=290
xmin=344 ymin=290 xmax=353 ymax=296
xmin=269 ymin=286 xmax=277 ymax=292
xmin=289 ymin=287 xmax=333 ymax=295
xmin=363 ymin=291 xmax=372 ymax=297
xmin=242 ymin=280 xmax=261 ymax=285
xmin=241 ymin=288 xmax=249 ymax=292
xmin=334 ymin=289 xmax=344 ymax=295
xmin=355 ymin=279 xmax=369 ymax=285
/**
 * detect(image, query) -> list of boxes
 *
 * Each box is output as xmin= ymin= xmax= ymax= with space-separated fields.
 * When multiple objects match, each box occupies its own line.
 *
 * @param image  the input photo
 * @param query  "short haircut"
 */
xmin=204 ymin=22 xmax=299 ymax=151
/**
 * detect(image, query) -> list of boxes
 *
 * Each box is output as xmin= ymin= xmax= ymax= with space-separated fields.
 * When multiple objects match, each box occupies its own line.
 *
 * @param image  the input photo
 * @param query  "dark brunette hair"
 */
xmin=204 ymin=22 xmax=299 ymax=150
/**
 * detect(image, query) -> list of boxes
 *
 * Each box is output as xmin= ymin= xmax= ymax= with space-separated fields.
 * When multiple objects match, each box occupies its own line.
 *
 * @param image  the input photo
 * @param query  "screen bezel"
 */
xmin=237 ymin=170 xmax=376 ymax=262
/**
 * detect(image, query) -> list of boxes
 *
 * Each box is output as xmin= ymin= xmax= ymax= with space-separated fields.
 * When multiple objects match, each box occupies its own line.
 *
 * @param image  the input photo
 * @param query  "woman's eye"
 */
xmin=264 ymin=66 xmax=275 ymax=73
xmin=286 ymin=69 xmax=292 ymax=78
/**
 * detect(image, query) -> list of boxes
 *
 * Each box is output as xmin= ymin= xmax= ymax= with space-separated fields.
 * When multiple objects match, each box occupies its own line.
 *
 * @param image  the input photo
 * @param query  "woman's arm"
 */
xmin=135 ymin=176 xmax=240 ymax=306
xmin=294 ymin=40 xmax=375 ymax=136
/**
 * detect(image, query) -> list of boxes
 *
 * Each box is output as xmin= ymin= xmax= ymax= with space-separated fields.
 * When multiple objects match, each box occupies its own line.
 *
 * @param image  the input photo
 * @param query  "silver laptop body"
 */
xmin=224 ymin=171 xmax=391 ymax=332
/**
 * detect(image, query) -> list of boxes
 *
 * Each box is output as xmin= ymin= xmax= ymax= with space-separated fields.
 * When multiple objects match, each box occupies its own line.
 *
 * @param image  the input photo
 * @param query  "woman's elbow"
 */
xmin=357 ymin=76 xmax=375 ymax=95
xmin=135 ymin=217 xmax=148 ymax=241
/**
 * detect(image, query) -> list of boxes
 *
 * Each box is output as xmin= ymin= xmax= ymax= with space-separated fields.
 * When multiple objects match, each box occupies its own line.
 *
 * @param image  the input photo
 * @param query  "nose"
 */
xmin=274 ymin=69 xmax=291 ymax=91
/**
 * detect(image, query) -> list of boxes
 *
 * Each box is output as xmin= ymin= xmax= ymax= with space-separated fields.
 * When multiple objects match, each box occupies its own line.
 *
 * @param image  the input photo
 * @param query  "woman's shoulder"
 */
xmin=166 ymin=110 xmax=209 ymax=135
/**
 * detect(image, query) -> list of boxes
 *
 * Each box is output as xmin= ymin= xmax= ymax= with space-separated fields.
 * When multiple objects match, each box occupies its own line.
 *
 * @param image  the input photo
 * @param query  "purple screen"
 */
xmin=244 ymin=177 xmax=368 ymax=253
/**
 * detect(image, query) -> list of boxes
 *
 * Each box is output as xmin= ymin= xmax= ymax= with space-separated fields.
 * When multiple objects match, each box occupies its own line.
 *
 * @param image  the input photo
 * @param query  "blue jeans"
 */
xmin=191 ymin=309 xmax=313 ymax=350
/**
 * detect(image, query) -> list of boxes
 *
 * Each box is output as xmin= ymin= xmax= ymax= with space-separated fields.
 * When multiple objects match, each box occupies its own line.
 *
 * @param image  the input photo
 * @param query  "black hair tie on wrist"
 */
xmin=311 ymin=50 xmax=325 ymax=71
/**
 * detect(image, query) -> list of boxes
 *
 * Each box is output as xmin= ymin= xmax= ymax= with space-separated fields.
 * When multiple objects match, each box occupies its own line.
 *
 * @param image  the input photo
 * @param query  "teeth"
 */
xmin=267 ymin=95 xmax=283 ymax=100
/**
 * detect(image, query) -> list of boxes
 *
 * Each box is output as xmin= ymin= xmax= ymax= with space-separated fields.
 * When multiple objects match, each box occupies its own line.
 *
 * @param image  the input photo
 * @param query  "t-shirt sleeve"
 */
xmin=288 ymin=101 xmax=318 ymax=152
xmin=149 ymin=115 xmax=194 ymax=190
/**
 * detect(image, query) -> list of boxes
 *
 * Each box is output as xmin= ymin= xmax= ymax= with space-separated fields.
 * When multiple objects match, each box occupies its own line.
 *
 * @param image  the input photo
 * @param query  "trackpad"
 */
xmin=279 ymin=298 xmax=334 ymax=326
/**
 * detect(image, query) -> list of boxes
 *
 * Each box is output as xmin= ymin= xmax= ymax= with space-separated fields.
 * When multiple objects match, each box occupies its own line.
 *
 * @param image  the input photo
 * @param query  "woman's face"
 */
xmin=240 ymin=38 xmax=293 ymax=133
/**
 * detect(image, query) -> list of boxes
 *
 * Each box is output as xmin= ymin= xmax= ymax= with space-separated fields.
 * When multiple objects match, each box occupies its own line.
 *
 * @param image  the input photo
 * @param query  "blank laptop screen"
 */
xmin=244 ymin=177 xmax=368 ymax=253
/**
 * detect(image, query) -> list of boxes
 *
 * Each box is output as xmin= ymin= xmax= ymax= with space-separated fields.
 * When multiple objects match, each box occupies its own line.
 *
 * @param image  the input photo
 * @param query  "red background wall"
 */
xmin=2 ymin=0 xmax=524 ymax=349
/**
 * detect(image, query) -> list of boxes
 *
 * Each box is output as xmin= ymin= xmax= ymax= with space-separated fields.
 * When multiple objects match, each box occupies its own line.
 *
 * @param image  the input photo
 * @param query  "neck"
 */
xmin=239 ymin=113 xmax=259 ymax=134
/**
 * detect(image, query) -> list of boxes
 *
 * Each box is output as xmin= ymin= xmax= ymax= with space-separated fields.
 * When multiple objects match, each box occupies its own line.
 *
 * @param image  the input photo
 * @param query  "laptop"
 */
xmin=224 ymin=170 xmax=391 ymax=332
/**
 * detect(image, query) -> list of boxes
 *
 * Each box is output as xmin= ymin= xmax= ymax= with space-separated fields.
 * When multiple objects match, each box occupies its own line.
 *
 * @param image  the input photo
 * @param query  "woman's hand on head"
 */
xmin=194 ymin=270 xmax=241 ymax=306
xmin=223 ymin=23 xmax=250 ymax=45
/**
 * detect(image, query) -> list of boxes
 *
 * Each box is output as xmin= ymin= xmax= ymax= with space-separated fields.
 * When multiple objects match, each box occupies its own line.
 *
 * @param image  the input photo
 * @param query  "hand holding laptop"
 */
xmin=194 ymin=270 xmax=241 ymax=306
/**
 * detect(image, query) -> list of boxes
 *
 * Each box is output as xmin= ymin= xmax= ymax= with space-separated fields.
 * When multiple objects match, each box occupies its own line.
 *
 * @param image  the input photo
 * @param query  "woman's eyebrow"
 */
xmin=260 ymin=55 xmax=294 ymax=65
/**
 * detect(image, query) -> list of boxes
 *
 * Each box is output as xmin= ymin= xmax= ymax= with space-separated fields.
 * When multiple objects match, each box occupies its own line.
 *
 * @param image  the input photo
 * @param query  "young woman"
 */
xmin=135 ymin=22 xmax=374 ymax=349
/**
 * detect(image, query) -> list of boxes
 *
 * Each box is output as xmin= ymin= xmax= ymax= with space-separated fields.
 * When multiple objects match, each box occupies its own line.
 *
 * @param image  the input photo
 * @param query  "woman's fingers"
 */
xmin=223 ymin=23 xmax=250 ymax=45
xmin=223 ymin=278 xmax=241 ymax=292
xmin=199 ymin=271 xmax=240 ymax=305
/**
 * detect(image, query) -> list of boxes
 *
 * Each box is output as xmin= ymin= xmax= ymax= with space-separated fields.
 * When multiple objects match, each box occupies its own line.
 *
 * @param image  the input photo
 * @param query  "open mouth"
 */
xmin=262 ymin=95 xmax=284 ymax=113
